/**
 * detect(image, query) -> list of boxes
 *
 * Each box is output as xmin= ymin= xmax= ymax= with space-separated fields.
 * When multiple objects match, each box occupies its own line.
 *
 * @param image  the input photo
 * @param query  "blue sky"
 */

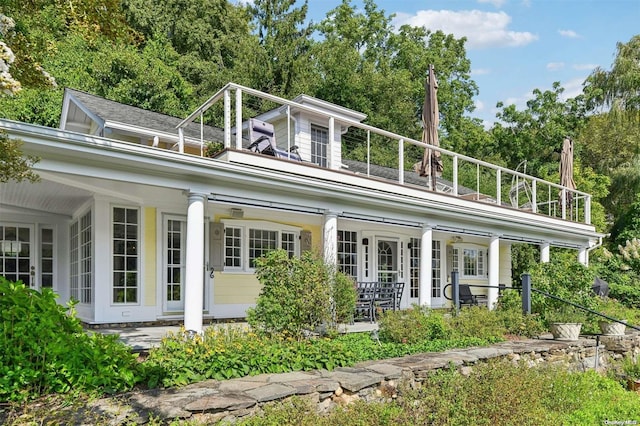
xmin=301 ymin=0 xmax=640 ymax=127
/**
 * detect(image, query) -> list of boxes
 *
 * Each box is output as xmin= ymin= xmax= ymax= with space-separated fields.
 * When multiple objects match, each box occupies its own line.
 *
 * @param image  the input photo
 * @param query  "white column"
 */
xmin=323 ymin=211 xmax=338 ymax=266
xmin=578 ymin=246 xmax=588 ymax=266
xmin=184 ymin=192 xmax=206 ymax=333
xmin=488 ymin=234 xmax=500 ymax=310
xmin=540 ymin=242 xmax=550 ymax=263
xmin=419 ymin=225 xmax=432 ymax=307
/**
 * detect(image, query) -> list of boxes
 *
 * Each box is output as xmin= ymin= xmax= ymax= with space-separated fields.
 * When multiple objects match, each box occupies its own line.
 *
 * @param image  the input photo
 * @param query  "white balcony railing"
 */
xmin=177 ymin=83 xmax=591 ymax=225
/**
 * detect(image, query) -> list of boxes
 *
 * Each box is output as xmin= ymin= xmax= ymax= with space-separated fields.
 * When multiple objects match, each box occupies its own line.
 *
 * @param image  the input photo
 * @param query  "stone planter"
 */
xmin=549 ymin=323 xmax=582 ymax=341
xmin=599 ymin=320 xmax=626 ymax=336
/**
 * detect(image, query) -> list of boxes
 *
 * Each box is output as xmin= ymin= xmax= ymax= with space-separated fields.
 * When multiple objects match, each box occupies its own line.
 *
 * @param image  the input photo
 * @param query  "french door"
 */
xmin=164 ymin=217 xmax=185 ymax=312
xmin=0 ymin=224 xmax=34 ymax=287
xmin=376 ymin=239 xmax=399 ymax=283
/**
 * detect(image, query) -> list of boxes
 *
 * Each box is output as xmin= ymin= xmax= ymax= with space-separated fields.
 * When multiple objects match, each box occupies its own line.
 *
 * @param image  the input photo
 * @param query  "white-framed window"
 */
xmin=40 ymin=227 xmax=54 ymax=288
xmin=222 ymin=220 xmax=300 ymax=271
xmin=166 ymin=218 xmax=184 ymax=304
xmin=432 ymin=241 xmax=442 ymax=297
xmin=310 ymin=124 xmax=328 ymax=167
xmin=452 ymin=245 xmax=486 ymax=279
xmin=409 ymin=238 xmax=420 ymax=298
xmin=112 ymin=206 xmax=139 ymax=304
xmin=70 ymin=210 xmax=92 ymax=303
xmin=338 ymin=230 xmax=358 ymax=279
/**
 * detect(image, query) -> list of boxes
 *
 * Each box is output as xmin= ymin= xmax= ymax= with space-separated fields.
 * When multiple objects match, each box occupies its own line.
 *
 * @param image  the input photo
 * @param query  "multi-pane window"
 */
xmin=453 ymin=246 xmax=486 ymax=279
xmin=225 ymin=227 xmax=242 ymax=268
xmin=223 ymin=222 xmax=300 ymax=271
xmin=40 ymin=228 xmax=54 ymax=288
xmin=409 ymin=238 xmax=420 ymax=298
xmin=432 ymin=241 xmax=442 ymax=298
xmin=113 ymin=207 xmax=138 ymax=304
xmin=310 ymin=125 xmax=328 ymax=167
xmin=249 ymin=229 xmax=277 ymax=267
xmin=166 ymin=220 xmax=182 ymax=302
xmin=70 ymin=221 xmax=78 ymax=300
xmin=281 ymin=232 xmax=296 ymax=258
xmin=70 ymin=211 xmax=92 ymax=303
xmin=0 ymin=225 xmax=31 ymax=286
xmin=338 ymin=230 xmax=358 ymax=278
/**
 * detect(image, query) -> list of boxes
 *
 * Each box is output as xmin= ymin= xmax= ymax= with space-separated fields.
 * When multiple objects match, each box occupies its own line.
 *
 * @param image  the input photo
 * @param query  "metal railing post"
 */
xmin=521 ymin=273 xmax=531 ymax=315
xmin=452 ymin=270 xmax=460 ymax=312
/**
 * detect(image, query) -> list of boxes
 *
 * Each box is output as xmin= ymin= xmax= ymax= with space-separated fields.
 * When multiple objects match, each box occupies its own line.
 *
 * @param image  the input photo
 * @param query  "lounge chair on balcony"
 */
xmin=247 ymin=118 xmax=302 ymax=161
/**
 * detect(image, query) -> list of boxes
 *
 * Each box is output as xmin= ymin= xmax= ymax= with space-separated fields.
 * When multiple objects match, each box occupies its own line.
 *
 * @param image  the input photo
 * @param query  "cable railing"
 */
xmin=176 ymin=82 xmax=592 ymax=225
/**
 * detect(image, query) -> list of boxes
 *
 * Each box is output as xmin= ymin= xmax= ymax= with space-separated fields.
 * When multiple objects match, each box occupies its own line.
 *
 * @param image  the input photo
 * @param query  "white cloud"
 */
xmin=558 ymin=29 xmax=580 ymax=38
xmin=475 ymin=99 xmax=486 ymax=111
xmin=561 ymin=77 xmax=586 ymax=99
xmin=394 ymin=10 xmax=538 ymax=49
xmin=573 ymin=63 xmax=598 ymax=71
xmin=546 ymin=62 xmax=565 ymax=71
xmin=477 ymin=0 xmax=507 ymax=8
xmin=471 ymin=67 xmax=491 ymax=76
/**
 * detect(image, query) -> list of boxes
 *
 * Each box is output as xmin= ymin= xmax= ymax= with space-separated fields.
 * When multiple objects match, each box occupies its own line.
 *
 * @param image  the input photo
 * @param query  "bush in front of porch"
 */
xmin=246 ymin=249 xmax=356 ymax=339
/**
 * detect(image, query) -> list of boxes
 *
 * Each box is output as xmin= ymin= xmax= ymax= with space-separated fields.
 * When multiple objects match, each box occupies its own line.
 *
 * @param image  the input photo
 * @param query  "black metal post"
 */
xmin=452 ymin=271 xmax=460 ymax=312
xmin=521 ymin=273 xmax=531 ymax=315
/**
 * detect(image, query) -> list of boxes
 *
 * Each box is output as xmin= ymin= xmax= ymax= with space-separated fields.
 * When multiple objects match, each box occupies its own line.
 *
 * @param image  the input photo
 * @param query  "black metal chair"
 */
xmin=354 ymin=282 xmax=376 ymax=323
xmin=459 ymin=284 xmax=488 ymax=307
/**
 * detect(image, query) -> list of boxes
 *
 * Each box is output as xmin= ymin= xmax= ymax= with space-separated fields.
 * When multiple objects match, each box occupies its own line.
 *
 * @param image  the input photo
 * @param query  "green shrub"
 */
xmin=247 ymin=250 xmax=355 ymax=338
xmin=331 ymin=270 xmax=357 ymax=324
xmin=378 ymin=305 xmax=449 ymax=344
xmin=0 ymin=278 xmax=142 ymax=402
xmin=449 ymin=306 xmax=507 ymax=341
xmin=609 ymin=282 xmax=640 ymax=308
xmin=528 ymin=258 xmax=598 ymax=326
xmin=495 ymin=293 xmax=546 ymax=337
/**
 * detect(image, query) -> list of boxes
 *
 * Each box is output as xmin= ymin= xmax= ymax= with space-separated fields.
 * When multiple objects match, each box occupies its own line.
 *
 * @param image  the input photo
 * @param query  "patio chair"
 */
xmin=459 ymin=284 xmax=488 ymax=307
xmin=354 ymin=282 xmax=376 ymax=323
xmin=247 ymin=118 xmax=302 ymax=161
xmin=373 ymin=282 xmax=397 ymax=321
xmin=393 ymin=282 xmax=405 ymax=310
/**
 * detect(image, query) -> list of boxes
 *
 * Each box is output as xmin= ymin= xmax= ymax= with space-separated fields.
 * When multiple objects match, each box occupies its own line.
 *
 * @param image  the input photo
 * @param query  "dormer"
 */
xmin=252 ymin=94 xmax=367 ymax=170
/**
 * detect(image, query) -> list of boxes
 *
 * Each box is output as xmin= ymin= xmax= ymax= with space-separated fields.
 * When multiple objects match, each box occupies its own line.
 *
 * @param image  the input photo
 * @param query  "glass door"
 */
xmin=376 ymin=239 xmax=398 ymax=283
xmin=164 ymin=218 xmax=185 ymax=312
xmin=1 ymin=224 xmax=34 ymax=287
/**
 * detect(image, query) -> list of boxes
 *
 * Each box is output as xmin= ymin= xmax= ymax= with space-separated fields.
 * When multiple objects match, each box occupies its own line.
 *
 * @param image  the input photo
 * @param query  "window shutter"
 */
xmin=209 ymin=222 xmax=224 ymax=271
xmin=300 ymin=230 xmax=312 ymax=253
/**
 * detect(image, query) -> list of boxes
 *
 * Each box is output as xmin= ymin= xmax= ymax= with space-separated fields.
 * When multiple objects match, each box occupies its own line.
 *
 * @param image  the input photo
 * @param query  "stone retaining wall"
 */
xmin=80 ymin=333 xmax=640 ymax=425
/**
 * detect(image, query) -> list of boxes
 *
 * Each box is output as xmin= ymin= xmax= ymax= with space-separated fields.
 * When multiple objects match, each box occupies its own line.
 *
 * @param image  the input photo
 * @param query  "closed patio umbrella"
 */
xmin=417 ymin=64 xmax=443 ymax=191
xmin=559 ymin=136 xmax=576 ymax=217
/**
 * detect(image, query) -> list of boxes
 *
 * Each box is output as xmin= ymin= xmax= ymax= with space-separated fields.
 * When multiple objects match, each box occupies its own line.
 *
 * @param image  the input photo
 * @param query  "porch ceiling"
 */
xmin=0 ymin=179 xmax=92 ymax=217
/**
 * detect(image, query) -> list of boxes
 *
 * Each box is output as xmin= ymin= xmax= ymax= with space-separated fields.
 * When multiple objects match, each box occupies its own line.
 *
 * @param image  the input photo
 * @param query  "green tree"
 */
xmin=490 ymin=82 xmax=587 ymax=176
xmin=0 ymin=132 xmax=39 ymax=183
xmin=584 ymin=35 xmax=640 ymax=116
xmin=250 ymin=0 xmax=315 ymax=97
xmin=312 ymin=0 xmax=479 ymax=168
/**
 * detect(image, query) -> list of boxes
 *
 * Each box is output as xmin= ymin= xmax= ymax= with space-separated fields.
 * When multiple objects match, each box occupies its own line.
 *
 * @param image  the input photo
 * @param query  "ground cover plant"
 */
xmin=142 ymin=325 xmax=495 ymax=388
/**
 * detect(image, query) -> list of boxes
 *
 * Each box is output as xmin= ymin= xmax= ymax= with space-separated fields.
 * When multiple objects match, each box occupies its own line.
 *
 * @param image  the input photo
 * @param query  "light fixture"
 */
xmin=230 ymin=208 xmax=244 ymax=218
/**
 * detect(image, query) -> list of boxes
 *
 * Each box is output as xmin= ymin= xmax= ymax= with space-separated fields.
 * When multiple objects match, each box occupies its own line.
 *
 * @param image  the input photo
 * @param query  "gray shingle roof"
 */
xmin=65 ymin=88 xmax=224 ymax=142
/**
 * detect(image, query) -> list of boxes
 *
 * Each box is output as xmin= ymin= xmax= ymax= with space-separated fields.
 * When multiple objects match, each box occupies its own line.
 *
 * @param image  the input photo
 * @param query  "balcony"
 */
xmin=176 ymin=82 xmax=591 ymax=225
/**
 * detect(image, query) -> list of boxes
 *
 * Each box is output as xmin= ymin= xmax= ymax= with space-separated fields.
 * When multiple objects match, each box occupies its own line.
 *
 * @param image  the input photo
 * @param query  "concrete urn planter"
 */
xmin=598 ymin=320 xmax=626 ymax=336
xmin=549 ymin=323 xmax=582 ymax=341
